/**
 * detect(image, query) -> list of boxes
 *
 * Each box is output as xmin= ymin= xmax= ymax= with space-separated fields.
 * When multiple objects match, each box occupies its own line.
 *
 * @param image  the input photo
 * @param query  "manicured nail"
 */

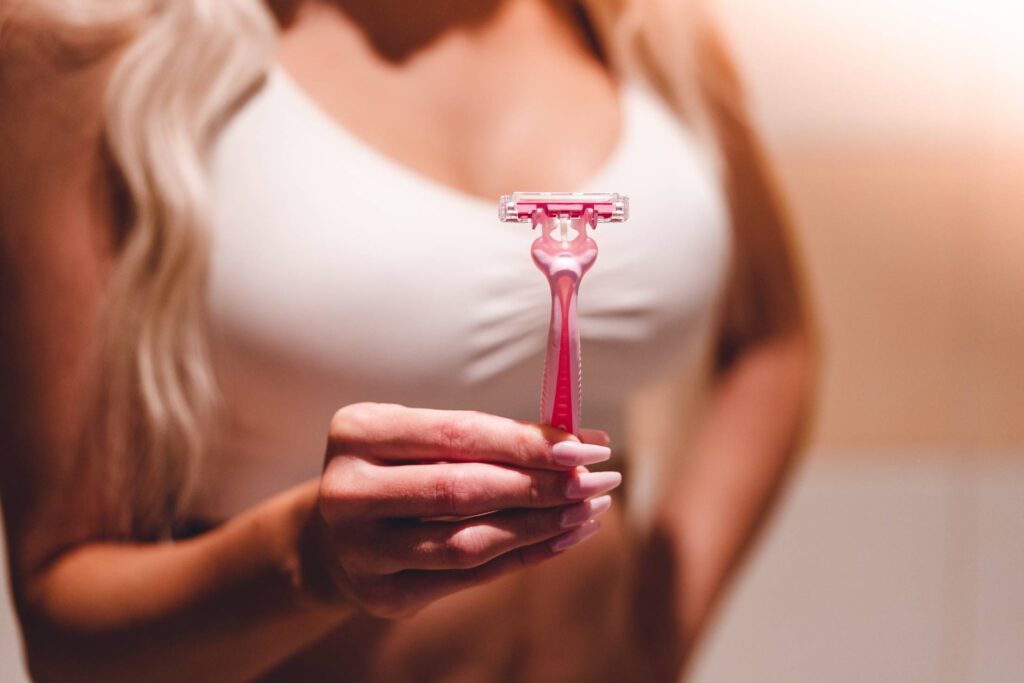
xmin=565 ymin=471 xmax=622 ymax=499
xmin=550 ymin=520 xmax=602 ymax=553
xmin=551 ymin=441 xmax=612 ymax=467
xmin=560 ymin=495 xmax=613 ymax=528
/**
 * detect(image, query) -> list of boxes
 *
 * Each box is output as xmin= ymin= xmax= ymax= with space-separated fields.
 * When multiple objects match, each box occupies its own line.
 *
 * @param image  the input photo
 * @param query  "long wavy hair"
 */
xmin=0 ymin=0 xmax=729 ymax=538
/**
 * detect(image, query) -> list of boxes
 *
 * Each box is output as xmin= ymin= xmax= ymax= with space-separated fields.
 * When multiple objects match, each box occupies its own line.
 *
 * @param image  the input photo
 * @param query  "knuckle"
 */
xmin=318 ymin=464 xmax=349 ymax=522
xmin=445 ymin=527 xmax=487 ymax=568
xmin=526 ymin=472 xmax=545 ymax=508
xmin=320 ymin=456 xmax=377 ymax=520
xmin=329 ymin=402 xmax=384 ymax=449
xmin=320 ymin=457 xmax=351 ymax=495
xmin=434 ymin=468 xmax=470 ymax=516
xmin=438 ymin=413 xmax=466 ymax=453
xmin=438 ymin=411 xmax=481 ymax=454
xmin=510 ymin=427 xmax=538 ymax=464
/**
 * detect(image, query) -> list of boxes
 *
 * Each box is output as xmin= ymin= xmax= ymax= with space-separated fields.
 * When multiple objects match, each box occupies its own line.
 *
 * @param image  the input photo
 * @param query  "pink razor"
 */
xmin=499 ymin=192 xmax=629 ymax=435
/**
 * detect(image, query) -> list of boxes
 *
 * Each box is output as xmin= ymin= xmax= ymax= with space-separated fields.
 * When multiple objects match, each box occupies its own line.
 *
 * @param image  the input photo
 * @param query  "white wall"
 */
xmin=691 ymin=456 xmax=1024 ymax=682
xmin=0 ymin=515 xmax=27 ymax=681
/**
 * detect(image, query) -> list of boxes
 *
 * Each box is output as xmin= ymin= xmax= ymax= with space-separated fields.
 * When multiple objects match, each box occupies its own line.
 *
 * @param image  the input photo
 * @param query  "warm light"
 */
xmin=714 ymin=0 xmax=1024 ymax=143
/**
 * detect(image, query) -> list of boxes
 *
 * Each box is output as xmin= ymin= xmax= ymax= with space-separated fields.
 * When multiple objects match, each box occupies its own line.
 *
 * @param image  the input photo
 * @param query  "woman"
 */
xmin=0 ymin=0 xmax=815 ymax=680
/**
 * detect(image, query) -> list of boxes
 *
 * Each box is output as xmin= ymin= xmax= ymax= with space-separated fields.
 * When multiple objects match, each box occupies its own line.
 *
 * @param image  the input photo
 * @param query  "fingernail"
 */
xmin=552 ymin=441 xmax=612 ymax=467
xmin=560 ymin=494 xmax=613 ymax=528
xmin=550 ymin=520 xmax=602 ymax=553
xmin=565 ymin=471 xmax=622 ymax=499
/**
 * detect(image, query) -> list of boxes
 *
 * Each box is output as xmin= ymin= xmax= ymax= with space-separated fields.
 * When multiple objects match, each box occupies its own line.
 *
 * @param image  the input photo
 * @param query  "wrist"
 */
xmin=270 ymin=481 xmax=356 ymax=619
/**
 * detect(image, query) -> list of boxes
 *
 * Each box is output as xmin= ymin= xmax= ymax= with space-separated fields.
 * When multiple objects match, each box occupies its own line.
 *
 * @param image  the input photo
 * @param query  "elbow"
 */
xmin=19 ymin=620 xmax=76 ymax=683
xmin=762 ymin=321 xmax=821 ymax=417
xmin=24 ymin=650 xmax=68 ymax=683
xmin=715 ymin=319 xmax=822 ymax=451
xmin=20 ymin=620 xmax=127 ymax=683
xmin=720 ymin=318 xmax=822 ymax=403
xmin=715 ymin=293 xmax=822 ymax=387
xmin=15 ymin=578 xmax=123 ymax=683
xmin=756 ymin=322 xmax=822 ymax=452
xmin=789 ymin=309 xmax=823 ymax=420
xmin=18 ymin=609 xmax=90 ymax=683
xmin=774 ymin=320 xmax=821 ymax=399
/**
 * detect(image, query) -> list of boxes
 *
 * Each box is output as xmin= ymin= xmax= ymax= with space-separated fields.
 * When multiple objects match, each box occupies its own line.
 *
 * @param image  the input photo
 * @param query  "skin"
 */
xmin=0 ymin=0 xmax=816 ymax=681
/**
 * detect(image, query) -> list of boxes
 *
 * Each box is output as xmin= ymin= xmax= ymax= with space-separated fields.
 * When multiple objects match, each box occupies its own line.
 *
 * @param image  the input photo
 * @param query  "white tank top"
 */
xmin=194 ymin=66 xmax=731 ymax=520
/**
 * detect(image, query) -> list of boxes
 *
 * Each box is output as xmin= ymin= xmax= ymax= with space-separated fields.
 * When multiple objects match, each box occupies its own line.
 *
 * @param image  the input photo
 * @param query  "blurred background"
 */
xmin=691 ymin=0 xmax=1024 ymax=681
xmin=1 ymin=0 xmax=1021 ymax=680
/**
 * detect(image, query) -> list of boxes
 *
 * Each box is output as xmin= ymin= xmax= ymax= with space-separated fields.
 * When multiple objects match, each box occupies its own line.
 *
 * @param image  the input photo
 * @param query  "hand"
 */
xmin=309 ymin=402 xmax=621 ymax=619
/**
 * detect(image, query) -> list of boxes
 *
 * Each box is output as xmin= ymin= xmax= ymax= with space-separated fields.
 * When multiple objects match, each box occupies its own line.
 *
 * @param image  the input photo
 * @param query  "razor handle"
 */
xmin=530 ymin=211 xmax=598 ymax=435
xmin=499 ymin=192 xmax=628 ymax=436
xmin=542 ymin=269 xmax=583 ymax=434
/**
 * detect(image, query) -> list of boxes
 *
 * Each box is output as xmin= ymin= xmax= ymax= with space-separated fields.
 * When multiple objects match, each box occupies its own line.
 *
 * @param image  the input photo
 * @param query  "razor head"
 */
xmin=499 ymin=192 xmax=629 ymax=224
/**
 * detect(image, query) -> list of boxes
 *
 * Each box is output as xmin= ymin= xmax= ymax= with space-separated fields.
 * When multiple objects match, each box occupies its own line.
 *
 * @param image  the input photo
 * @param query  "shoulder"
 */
xmin=692 ymin=8 xmax=742 ymax=86
xmin=0 ymin=24 xmax=115 ymax=177
xmin=0 ymin=22 xmax=123 ymax=259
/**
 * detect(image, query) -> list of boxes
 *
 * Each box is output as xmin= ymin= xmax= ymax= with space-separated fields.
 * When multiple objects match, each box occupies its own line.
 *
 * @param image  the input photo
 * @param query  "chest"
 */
xmin=207 ymin=69 xmax=731 ymax=412
xmin=276 ymin=2 xmax=622 ymax=198
xmin=193 ymin=68 xmax=731 ymax=518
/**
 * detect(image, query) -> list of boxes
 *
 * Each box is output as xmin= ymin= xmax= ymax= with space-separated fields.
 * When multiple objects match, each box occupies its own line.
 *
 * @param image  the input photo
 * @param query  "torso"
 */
xmin=201 ymin=1 xmax=731 ymax=678
xmin=275 ymin=0 xmax=622 ymax=201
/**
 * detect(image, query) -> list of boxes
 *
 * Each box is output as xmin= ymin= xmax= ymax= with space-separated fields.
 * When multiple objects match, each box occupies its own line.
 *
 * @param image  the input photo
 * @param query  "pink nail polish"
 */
xmin=550 ymin=520 xmax=602 ymax=553
xmin=565 ymin=471 xmax=622 ymax=499
xmin=560 ymin=495 xmax=613 ymax=528
xmin=552 ymin=441 xmax=612 ymax=467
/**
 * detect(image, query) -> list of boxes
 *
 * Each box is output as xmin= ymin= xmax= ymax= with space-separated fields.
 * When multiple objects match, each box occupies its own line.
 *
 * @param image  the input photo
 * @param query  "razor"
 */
xmin=499 ymin=192 xmax=629 ymax=435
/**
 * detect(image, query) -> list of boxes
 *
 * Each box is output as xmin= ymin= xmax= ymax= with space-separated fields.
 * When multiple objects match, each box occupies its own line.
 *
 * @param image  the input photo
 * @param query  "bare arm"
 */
xmin=20 ymin=485 xmax=352 ymax=683
xmin=668 ymin=333 xmax=814 ymax=651
xmin=633 ymin=14 xmax=818 ymax=676
xmin=0 ymin=38 xmax=613 ymax=683
xmin=0 ymin=42 xmax=352 ymax=683
xmin=677 ymin=18 xmax=818 ymax=640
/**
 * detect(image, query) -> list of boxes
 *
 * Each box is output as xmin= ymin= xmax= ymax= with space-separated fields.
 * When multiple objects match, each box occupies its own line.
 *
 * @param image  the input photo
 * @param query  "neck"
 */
xmin=277 ymin=0 xmax=600 ymax=65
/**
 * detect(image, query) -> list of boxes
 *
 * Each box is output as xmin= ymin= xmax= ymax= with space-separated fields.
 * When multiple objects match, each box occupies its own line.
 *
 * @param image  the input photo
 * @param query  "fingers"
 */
xmin=321 ymin=458 xmax=623 ymax=520
xmin=318 ymin=404 xmax=619 ymax=619
xmin=352 ymin=520 xmax=604 ymax=618
xmin=577 ymin=427 xmax=610 ymax=446
xmin=328 ymin=403 xmax=611 ymax=470
xmin=404 ymin=519 xmax=604 ymax=597
xmin=345 ymin=496 xmax=613 ymax=574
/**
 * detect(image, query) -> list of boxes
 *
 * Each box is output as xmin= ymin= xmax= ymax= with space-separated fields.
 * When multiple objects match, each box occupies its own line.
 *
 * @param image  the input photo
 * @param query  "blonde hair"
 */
xmin=2 ymin=0 xmax=276 ymax=537
xmin=2 ymin=0 xmax=721 ymax=538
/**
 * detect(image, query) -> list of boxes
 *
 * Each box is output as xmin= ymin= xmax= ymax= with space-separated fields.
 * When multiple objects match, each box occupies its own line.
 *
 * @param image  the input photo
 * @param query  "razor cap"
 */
xmin=499 ymin=192 xmax=629 ymax=223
